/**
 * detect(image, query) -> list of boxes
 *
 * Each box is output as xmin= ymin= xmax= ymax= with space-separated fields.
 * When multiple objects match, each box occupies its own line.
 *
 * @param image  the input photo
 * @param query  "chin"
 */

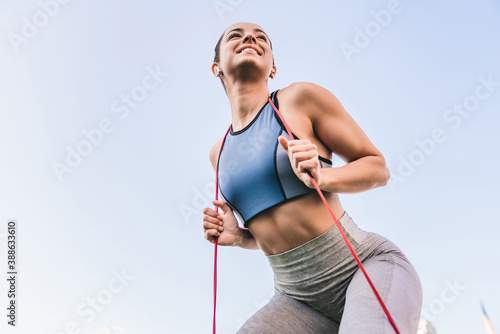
xmin=234 ymin=60 xmax=266 ymax=73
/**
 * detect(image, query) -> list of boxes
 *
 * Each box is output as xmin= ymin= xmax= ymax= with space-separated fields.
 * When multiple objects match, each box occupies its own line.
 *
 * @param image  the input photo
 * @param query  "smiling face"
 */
xmin=213 ymin=22 xmax=275 ymax=87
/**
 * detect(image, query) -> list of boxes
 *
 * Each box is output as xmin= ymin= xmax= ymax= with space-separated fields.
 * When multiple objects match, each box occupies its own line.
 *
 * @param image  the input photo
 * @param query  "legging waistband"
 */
xmin=266 ymin=211 xmax=371 ymax=267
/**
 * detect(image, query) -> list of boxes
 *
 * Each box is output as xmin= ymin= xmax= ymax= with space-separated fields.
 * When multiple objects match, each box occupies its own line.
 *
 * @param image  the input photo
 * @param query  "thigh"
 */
xmin=237 ymin=290 xmax=340 ymax=334
xmin=339 ymin=252 xmax=423 ymax=334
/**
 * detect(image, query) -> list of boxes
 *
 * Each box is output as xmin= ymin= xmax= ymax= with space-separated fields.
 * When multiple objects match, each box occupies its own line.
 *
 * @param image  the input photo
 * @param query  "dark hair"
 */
xmin=213 ymin=29 xmax=275 ymax=64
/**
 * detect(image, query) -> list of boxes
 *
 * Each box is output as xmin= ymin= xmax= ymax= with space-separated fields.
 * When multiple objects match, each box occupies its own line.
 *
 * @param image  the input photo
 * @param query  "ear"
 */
xmin=212 ymin=63 xmax=221 ymax=77
xmin=269 ymin=65 xmax=277 ymax=79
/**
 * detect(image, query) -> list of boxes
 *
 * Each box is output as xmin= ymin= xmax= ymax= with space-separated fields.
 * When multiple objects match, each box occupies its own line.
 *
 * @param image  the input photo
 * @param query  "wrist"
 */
xmin=232 ymin=228 xmax=246 ymax=247
xmin=316 ymin=168 xmax=337 ymax=193
xmin=233 ymin=228 xmax=252 ymax=248
xmin=315 ymin=168 xmax=325 ymax=190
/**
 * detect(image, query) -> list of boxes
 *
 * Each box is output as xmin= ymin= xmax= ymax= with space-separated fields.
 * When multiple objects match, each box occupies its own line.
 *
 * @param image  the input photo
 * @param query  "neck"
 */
xmin=225 ymin=81 xmax=270 ymax=132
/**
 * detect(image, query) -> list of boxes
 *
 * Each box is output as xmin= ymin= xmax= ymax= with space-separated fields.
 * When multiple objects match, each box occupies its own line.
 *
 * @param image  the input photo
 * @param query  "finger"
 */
xmin=203 ymin=207 xmax=219 ymax=217
xmin=287 ymin=139 xmax=314 ymax=148
xmin=203 ymin=214 xmax=222 ymax=225
xmin=203 ymin=216 xmax=223 ymax=227
xmin=278 ymin=135 xmax=288 ymax=151
xmin=292 ymin=150 xmax=317 ymax=161
xmin=298 ymin=160 xmax=318 ymax=173
xmin=206 ymin=233 xmax=217 ymax=243
xmin=291 ymin=151 xmax=318 ymax=168
xmin=212 ymin=200 xmax=231 ymax=214
xmin=205 ymin=229 xmax=221 ymax=240
xmin=288 ymin=146 xmax=316 ymax=162
xmin=203 ymin=221 xmax=223 ymax=232
xmin=288 ymin=143 xmax=317 ymax=155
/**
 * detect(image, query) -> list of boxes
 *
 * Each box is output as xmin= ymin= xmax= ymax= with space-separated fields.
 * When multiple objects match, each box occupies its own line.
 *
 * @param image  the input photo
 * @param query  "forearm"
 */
xmin=233 ymin=228 xmax=260 ymax=250
xmin=318 ymin=156 xmax=390 ymax=194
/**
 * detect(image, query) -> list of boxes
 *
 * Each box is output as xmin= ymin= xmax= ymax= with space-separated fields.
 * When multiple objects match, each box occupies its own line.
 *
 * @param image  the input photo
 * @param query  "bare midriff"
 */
xmin=246 ymin=190 xmax=345 ymax=255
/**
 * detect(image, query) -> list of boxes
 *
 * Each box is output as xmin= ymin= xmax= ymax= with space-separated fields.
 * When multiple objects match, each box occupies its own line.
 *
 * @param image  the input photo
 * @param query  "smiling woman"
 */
xmin=202 ymin=22 xmax=423 ymax=334
xmin=213 ymin=25 xmax=275 ymax=93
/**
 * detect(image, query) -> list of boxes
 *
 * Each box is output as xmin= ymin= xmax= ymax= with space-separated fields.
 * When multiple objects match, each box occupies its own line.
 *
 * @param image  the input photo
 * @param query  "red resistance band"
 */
xmin=212 ymin=96 xmax=400 ymax=334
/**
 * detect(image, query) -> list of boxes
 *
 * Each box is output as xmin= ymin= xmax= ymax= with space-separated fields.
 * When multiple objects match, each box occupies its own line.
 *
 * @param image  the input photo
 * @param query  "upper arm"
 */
xmin=291 ymin=82 xmax=385 ymax=164
xmin=209 ymin=137 xmax=224 ymax=171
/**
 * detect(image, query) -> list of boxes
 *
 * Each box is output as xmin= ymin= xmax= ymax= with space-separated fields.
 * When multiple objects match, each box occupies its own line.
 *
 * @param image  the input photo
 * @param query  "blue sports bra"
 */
xmin=216 ymin=89 xmax=333 ymax=227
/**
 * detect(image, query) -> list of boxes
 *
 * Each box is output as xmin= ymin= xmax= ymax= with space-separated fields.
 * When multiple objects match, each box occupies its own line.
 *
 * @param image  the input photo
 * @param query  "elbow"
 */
xmin=375 ymin=156 xmax=390 ymax=188
xmin=380 ymin=167 xmax=390 ymax=187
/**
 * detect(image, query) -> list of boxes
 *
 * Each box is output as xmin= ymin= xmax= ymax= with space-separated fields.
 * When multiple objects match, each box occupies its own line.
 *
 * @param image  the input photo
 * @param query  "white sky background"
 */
xmin=0 ymin=0 xmax=499 ymax=333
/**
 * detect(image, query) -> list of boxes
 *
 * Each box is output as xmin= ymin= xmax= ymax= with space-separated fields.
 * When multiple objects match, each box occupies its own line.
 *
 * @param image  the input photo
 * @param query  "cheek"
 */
xmin=264 ymin=53 xmax=274 ymax=67
xmin=262 ymin=46 xmax=273 ymax=62
xmin=220 ymin=47 xmax=235 ymax=65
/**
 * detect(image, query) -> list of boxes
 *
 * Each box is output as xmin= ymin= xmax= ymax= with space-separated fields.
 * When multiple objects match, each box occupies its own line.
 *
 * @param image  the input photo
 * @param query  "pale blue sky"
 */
xmin=1 ymin=0 xmax=499 ymax=333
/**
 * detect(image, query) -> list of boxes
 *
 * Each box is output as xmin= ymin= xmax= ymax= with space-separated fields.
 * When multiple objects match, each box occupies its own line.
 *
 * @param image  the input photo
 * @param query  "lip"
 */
xmin=236 ymin=45 xmax=262 ymax=56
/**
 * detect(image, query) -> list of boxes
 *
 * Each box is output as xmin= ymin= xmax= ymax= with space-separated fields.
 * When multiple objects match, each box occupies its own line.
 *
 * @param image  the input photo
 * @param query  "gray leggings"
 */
xmin=237 ymin=212 xmax=422 ymax=334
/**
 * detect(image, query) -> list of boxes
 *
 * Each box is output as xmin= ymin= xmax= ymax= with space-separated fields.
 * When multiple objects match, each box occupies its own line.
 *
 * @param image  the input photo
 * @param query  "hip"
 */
xmin=265 ymin=211 xmax=415 ymax=320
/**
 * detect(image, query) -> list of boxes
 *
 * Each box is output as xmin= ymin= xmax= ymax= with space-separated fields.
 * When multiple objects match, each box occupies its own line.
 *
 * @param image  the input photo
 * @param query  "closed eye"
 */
xmin=228 ymin=33 xmax=267 ymax=42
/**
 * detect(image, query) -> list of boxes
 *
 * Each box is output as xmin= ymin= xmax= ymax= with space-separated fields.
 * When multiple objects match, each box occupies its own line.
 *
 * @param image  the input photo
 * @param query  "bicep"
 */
xmin=306 ymin=84 xmax=384 ymax=163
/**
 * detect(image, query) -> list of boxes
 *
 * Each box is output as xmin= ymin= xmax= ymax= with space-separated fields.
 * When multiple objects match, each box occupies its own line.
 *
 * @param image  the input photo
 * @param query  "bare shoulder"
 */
xmin=209 ymin=137 xmax=224 ymax=171
xmin=278 ymin=82 xmax=337 ymax=105
xmin=277 ymin=82 xmax=342 ymax=119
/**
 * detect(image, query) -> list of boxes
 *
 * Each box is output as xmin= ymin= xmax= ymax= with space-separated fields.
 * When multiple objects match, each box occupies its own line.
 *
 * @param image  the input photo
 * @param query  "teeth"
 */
xmin=241 ymin=48 xmax=258 ymax=54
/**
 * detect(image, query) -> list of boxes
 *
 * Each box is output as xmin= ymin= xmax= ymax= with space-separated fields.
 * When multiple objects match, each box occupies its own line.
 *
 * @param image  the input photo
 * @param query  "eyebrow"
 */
xmin=226 ymin=28 xmax=269 ymax=40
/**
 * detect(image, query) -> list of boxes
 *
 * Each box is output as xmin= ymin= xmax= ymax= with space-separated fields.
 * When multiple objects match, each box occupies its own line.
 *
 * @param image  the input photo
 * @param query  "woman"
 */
xmin=202 ymin=22 xmax=422 ymax=334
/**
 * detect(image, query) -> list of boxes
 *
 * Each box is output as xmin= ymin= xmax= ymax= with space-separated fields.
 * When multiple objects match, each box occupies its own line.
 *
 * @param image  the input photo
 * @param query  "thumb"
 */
xmin=213 ymin=200 xmax=231 ymax=213
xmin=278 ymin=135 xmax=288 ymax=151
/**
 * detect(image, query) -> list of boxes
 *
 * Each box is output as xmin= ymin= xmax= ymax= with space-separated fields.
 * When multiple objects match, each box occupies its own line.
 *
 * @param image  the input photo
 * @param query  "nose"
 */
xmin=243 ymin=32 xmax=257 ymax=44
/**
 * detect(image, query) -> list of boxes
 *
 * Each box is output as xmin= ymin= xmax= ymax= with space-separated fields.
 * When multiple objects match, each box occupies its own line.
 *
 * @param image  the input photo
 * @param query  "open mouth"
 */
xmin=237 ymin=47 xmax=261 ymax=56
